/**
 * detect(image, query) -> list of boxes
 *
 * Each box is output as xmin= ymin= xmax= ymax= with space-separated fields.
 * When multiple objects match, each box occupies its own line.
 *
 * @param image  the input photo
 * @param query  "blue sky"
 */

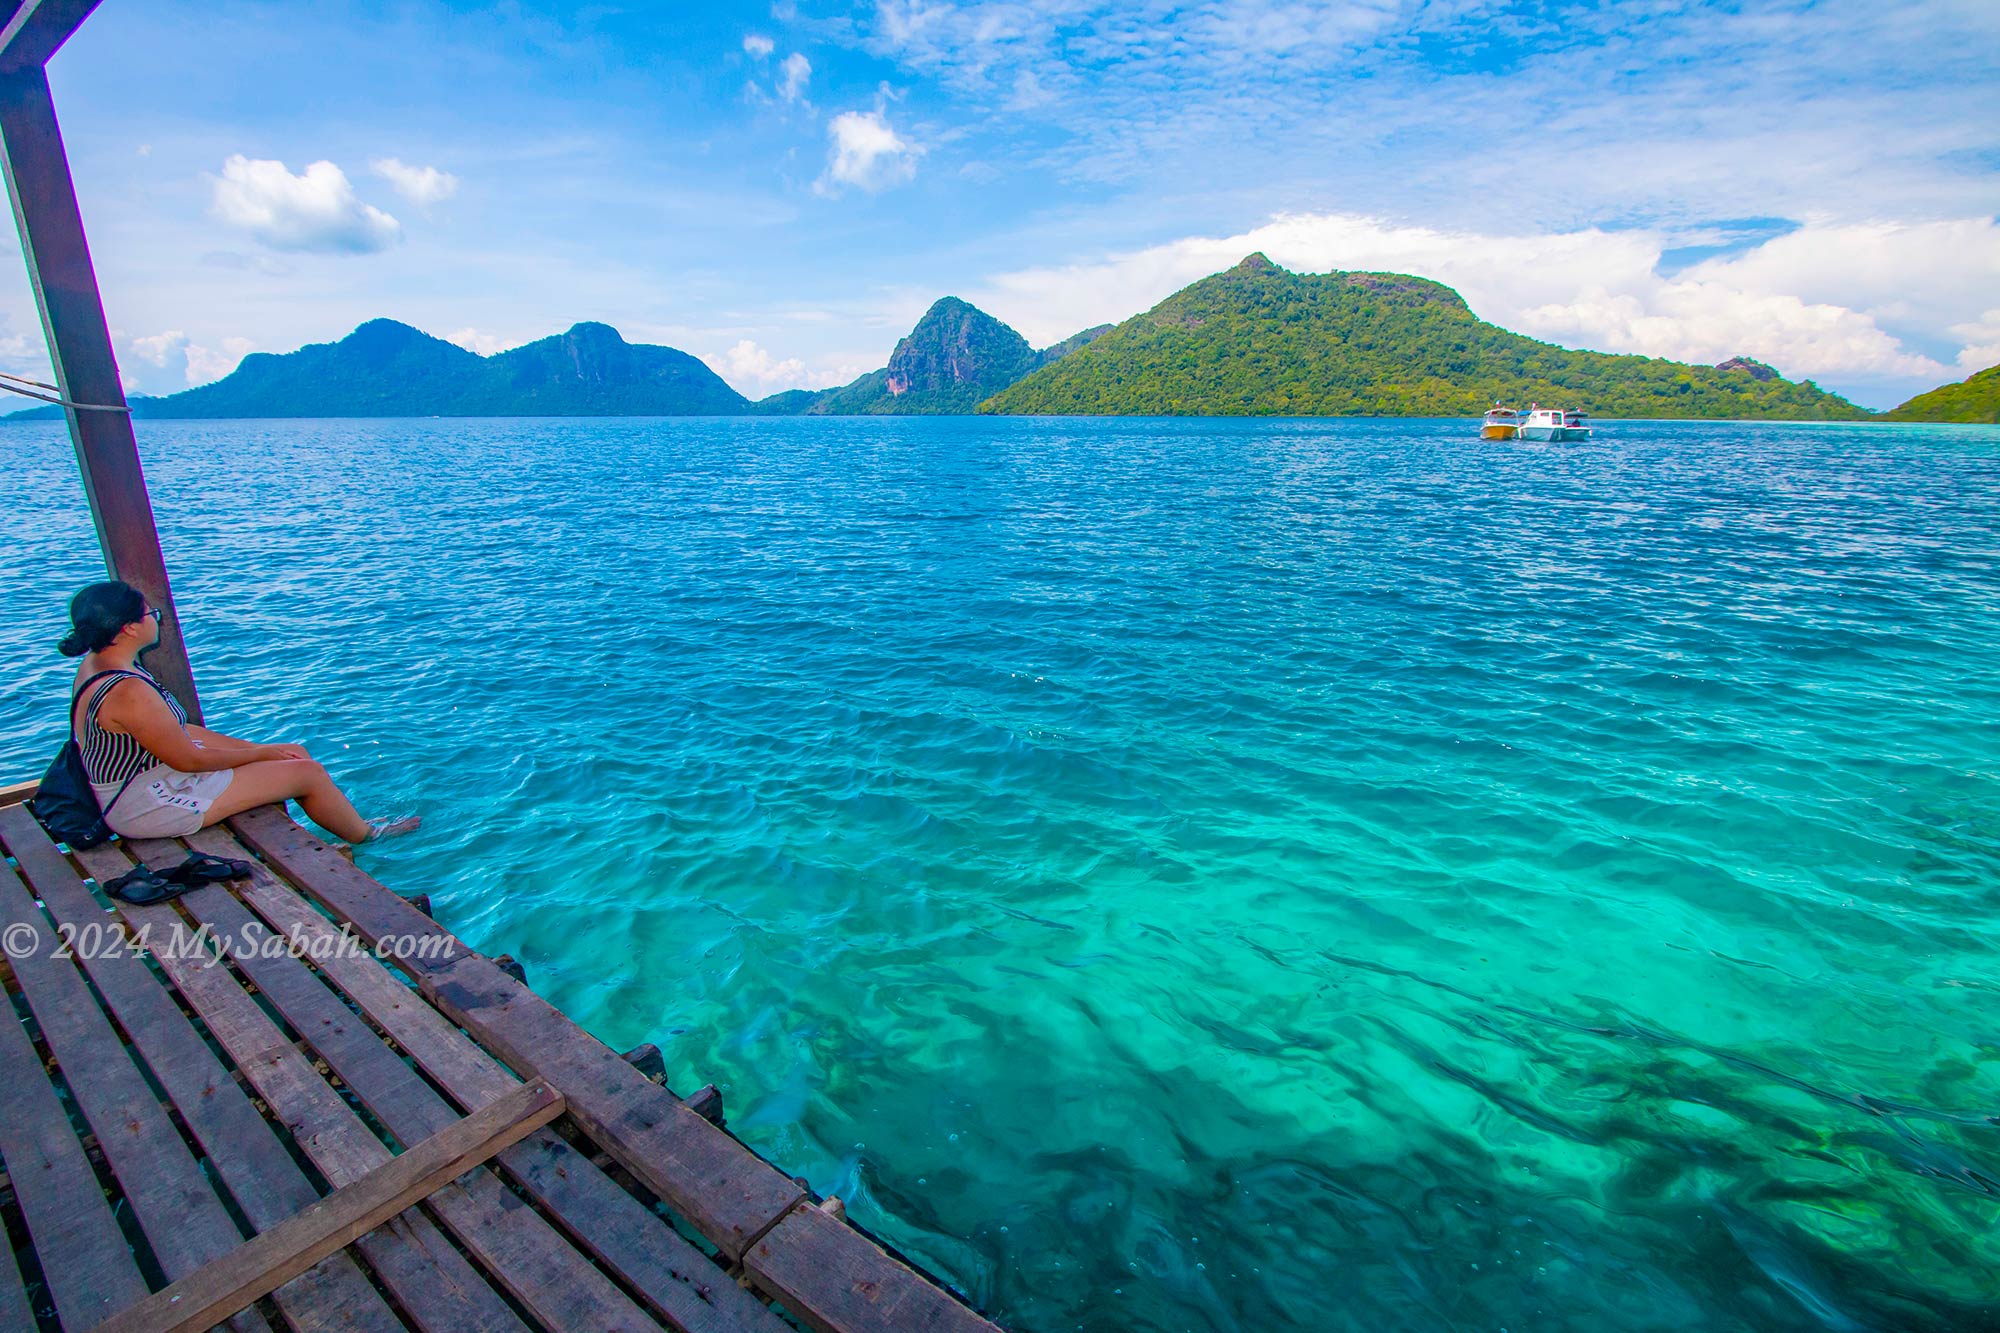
xmin=2 ymin=0 xmax=1996 ymax=409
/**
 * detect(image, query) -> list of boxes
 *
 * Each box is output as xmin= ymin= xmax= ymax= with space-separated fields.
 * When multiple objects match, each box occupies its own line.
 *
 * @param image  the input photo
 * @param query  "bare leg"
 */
xmin=200 ymin=758 xmax=374 ymax=843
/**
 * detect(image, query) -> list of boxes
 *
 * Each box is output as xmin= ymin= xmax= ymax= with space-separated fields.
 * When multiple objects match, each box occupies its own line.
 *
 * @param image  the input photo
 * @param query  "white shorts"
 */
xmin=96 ymin=765 xmax=236 ymax=840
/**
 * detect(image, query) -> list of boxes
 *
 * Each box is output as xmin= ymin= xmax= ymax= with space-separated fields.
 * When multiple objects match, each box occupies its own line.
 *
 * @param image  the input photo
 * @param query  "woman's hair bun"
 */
xmin=61 ymin=580 xmax=147 ymax=657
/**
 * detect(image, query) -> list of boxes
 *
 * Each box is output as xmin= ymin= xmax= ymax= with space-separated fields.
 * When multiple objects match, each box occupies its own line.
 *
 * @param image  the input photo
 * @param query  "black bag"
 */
xmin=29 ymin=669 xmax=143 ymax=849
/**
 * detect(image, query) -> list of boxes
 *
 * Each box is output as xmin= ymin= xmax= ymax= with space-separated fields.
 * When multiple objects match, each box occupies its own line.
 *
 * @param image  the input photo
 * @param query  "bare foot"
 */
xmin=362 ymin=814 xmax=422 ymax=843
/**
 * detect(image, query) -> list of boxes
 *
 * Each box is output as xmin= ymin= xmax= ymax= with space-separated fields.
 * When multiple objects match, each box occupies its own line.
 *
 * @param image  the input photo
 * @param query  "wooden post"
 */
xmin=0 ymin=63 xmax=201 ymax=720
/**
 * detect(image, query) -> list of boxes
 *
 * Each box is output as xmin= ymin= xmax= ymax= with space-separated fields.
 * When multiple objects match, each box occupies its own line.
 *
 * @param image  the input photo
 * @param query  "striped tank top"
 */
xmin=75 ymin=666 xmax=184 ymax=785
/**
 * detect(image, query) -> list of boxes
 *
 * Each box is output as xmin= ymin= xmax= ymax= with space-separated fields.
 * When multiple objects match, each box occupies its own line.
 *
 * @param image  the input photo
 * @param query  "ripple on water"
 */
xmin=1 ymin=416 xmax=1997 ymax=1331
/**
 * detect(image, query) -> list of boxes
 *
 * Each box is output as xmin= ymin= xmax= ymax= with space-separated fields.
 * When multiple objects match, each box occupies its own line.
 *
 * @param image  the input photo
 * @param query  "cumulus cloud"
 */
xmin=1515 ymin=283 xmax=1941 ymax=381
xmin=131 ymin=330 xmax=256 ymax=386
xmin=445 ymin=327 xmax=521 ymax=357
xmin=129 ymin=330 xmax=187 ymax=368
xmin=708 ymin=339 xmax=814 ymax=394
xmin=371 ymin=158 xmax=459 ymax=208
xmin=1676 ymin=219 xmax=2000 ymax=332
xmin=211 ymin=156 xmax=401 ymax=253
xmin=187 ymin=337 xmax=257 ymax=386
xmin=816 ymin=110 xmax=920 ymax=195
xmin=743 ymin=33 xmax=775 ymax=58
xmin=1950 ymin=310 xmax=2000 ymax=375
xmin=970 ymin=211 xmax=2000 ymax=393
xmin=778 ymin=52 xmax=812 ymax=104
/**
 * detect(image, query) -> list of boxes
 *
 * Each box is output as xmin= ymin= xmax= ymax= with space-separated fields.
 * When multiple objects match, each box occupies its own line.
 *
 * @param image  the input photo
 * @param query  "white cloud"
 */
xmin=1950 ymin=309 xmax=2000 ymax=376
xmin=1514 ymin=282 xmax=1942 ymax=382
xmin=816 ymin=110 xmax=921 ymax=195
xmin=371 ymin=158 xmax=459 ymax=208
xmin=971 ymin=211 xmax=2000 ymax=392
xmin=185 ymin=337 xmax=256 ymax=386
xmin=778 ymin=52 xmax=812 ymax=104
xmin=1680 ymin=219 xmax=2000 ymax=334
xmin=129 ymin=330 xmax=186 ymax=368
xmin=848 ymin=0 xmax=2000 ymax=228
xmin=126 ymin=331 xmax=256 ymax=386
xmin=815 ymin=357 xmax=877 ymax=386
xmin=871 ymin=0 xmax=1405 ymax=83
xmin=0 ymin=326 xmax=40 ymax=393
xmin=445 ymin=327 xmax=522 ymax=357
xmin=743 ymin=45 xmax=813 ymax=107
xmin=708 ymin=339 xmax=813 ymax=394
xmin=211 ymin=155 xmax=401 ymax=254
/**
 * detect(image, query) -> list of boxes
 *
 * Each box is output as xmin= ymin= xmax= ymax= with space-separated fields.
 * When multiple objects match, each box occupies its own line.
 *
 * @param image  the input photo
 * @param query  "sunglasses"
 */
xmin=141 ymin=607 xmax=162 ymax=623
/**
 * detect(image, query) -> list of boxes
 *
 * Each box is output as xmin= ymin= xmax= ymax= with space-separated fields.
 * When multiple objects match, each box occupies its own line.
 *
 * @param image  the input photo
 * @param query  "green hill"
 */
xmin=756 ymin=298 xmax=1109 ymax=415
xmin=816 ymin=297 xmax=1037 ymax=413
xmin=467 ymin=321 xmax=747 ymax=415
xmin=1883 ymin=364 xmax=2000 ymax=423
xmin=142 ymin=320 xmax=488 ymax=417
xmin=983 ymin=254 xmax=1871 ymax=419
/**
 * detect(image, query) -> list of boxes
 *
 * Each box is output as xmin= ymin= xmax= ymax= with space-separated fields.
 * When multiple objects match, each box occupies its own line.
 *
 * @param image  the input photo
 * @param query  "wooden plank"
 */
xmin=226 ymin=807 xmax=466 ymax=978
xmin=421 ymin=953 xmax=807 ymax=1260
xmin=90 ymin=1079 xmax=564 ymax=1333
xmin=0 ymin=1227 xmax=34 ymax=1333
xmin=744 ymin=1204 xmax=1002 ymax=1333
xmin=0 ymin=925 xmax=147 ymax=1327
xmin=0 ymin=809 xmax=406 ymax=1333
xmin=188 ymin=829 xmax=512 ymax=1105
xmin=207 ymin=827 xmax=794 ymax=1333
xmin=0 ymin=778 xmax=35 ymax=807
xmin=162 ymin=880 xmax=674 ymax=1333
xmin=0 ymin=63 xmax=199 ymax=717
xmin=78 ymin=845 xmax=532 ymax=1333
xmin=0 ymin=861 xmax=270 ymax=1333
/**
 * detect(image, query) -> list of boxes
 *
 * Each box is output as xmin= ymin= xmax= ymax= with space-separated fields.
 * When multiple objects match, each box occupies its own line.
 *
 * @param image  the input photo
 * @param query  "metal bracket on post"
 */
xmin=0 ymin=60 xmax=201 ymax=721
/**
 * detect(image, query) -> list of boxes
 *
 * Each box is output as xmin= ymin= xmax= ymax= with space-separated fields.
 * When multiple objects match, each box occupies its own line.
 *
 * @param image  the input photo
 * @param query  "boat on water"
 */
xmin=1520 ymin=405 xmax=1592 ymax=441
xmin=1480 ymin=405 xmax=1521 ymax=440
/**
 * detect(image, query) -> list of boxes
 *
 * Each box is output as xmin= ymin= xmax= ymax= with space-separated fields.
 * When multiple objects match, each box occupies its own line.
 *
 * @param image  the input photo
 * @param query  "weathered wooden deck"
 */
xmin=0 ymin=791 xmax=1002 ymax=1333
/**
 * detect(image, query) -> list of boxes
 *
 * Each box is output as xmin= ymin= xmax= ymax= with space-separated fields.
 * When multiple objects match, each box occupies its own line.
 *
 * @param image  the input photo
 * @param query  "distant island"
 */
xmin=987 ymin=255 xmax=1870 ymax=419
xmin=751 ymin=297 xmax=1113 ymax=415
xmin=1879 ymin=363 xmax=1999 ymax=424
xmin=5 ymin=255 xmax=1986 ymax=422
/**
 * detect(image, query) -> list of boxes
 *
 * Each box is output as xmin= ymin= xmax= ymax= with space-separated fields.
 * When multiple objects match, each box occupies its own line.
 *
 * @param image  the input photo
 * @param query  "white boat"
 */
xmin=1479 ymin=405 xmax=1520 ymax=440
xmin=1519 ymin=406 xmax=1591 ymax=441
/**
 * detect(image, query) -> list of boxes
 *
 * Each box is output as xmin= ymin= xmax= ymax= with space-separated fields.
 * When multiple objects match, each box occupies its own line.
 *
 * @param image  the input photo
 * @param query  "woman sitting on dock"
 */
xmin=59 ymin=580 xmax=418 ymax=844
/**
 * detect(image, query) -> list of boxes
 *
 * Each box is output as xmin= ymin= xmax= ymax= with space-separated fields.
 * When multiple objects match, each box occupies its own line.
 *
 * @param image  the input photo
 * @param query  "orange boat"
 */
xmin=1480 ymin=404 xmax=1520 ymax=440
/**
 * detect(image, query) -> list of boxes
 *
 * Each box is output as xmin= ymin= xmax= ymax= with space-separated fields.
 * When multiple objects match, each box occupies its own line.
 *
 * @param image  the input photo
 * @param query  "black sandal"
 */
xmin=163 ymin=851 xmax=251 ymax=887
xmin=104 ymin=863 xmax=198 ymax=906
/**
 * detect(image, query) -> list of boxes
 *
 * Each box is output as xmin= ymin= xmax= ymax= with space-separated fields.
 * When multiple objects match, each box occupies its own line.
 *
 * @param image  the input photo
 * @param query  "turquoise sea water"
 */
xmin=2 ymin=416 xmax=1996 ymax=1331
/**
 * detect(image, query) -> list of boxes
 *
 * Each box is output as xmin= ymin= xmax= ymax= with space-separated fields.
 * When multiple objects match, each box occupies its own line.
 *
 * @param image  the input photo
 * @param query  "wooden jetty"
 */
xmin=0 ymin=791 xmax=1003 ymax=1332
xmin=0 ymin=3 xmax=1006 ymax=1330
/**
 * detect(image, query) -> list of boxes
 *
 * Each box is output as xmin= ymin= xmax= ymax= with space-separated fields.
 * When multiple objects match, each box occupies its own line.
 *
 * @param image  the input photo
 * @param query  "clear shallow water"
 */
xmin=2 ymin=416 xmax=1997 ymax=1331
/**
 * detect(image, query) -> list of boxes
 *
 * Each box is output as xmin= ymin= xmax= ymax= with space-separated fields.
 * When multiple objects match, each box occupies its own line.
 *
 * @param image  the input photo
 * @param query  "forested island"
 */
xmin=5 ymin=256 xmax=1983 ymax=422
xmin=985 ymin=255 xmax=1869 ymax=418
xmin=1880 ymin=363 xmax=2000 ymax=423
